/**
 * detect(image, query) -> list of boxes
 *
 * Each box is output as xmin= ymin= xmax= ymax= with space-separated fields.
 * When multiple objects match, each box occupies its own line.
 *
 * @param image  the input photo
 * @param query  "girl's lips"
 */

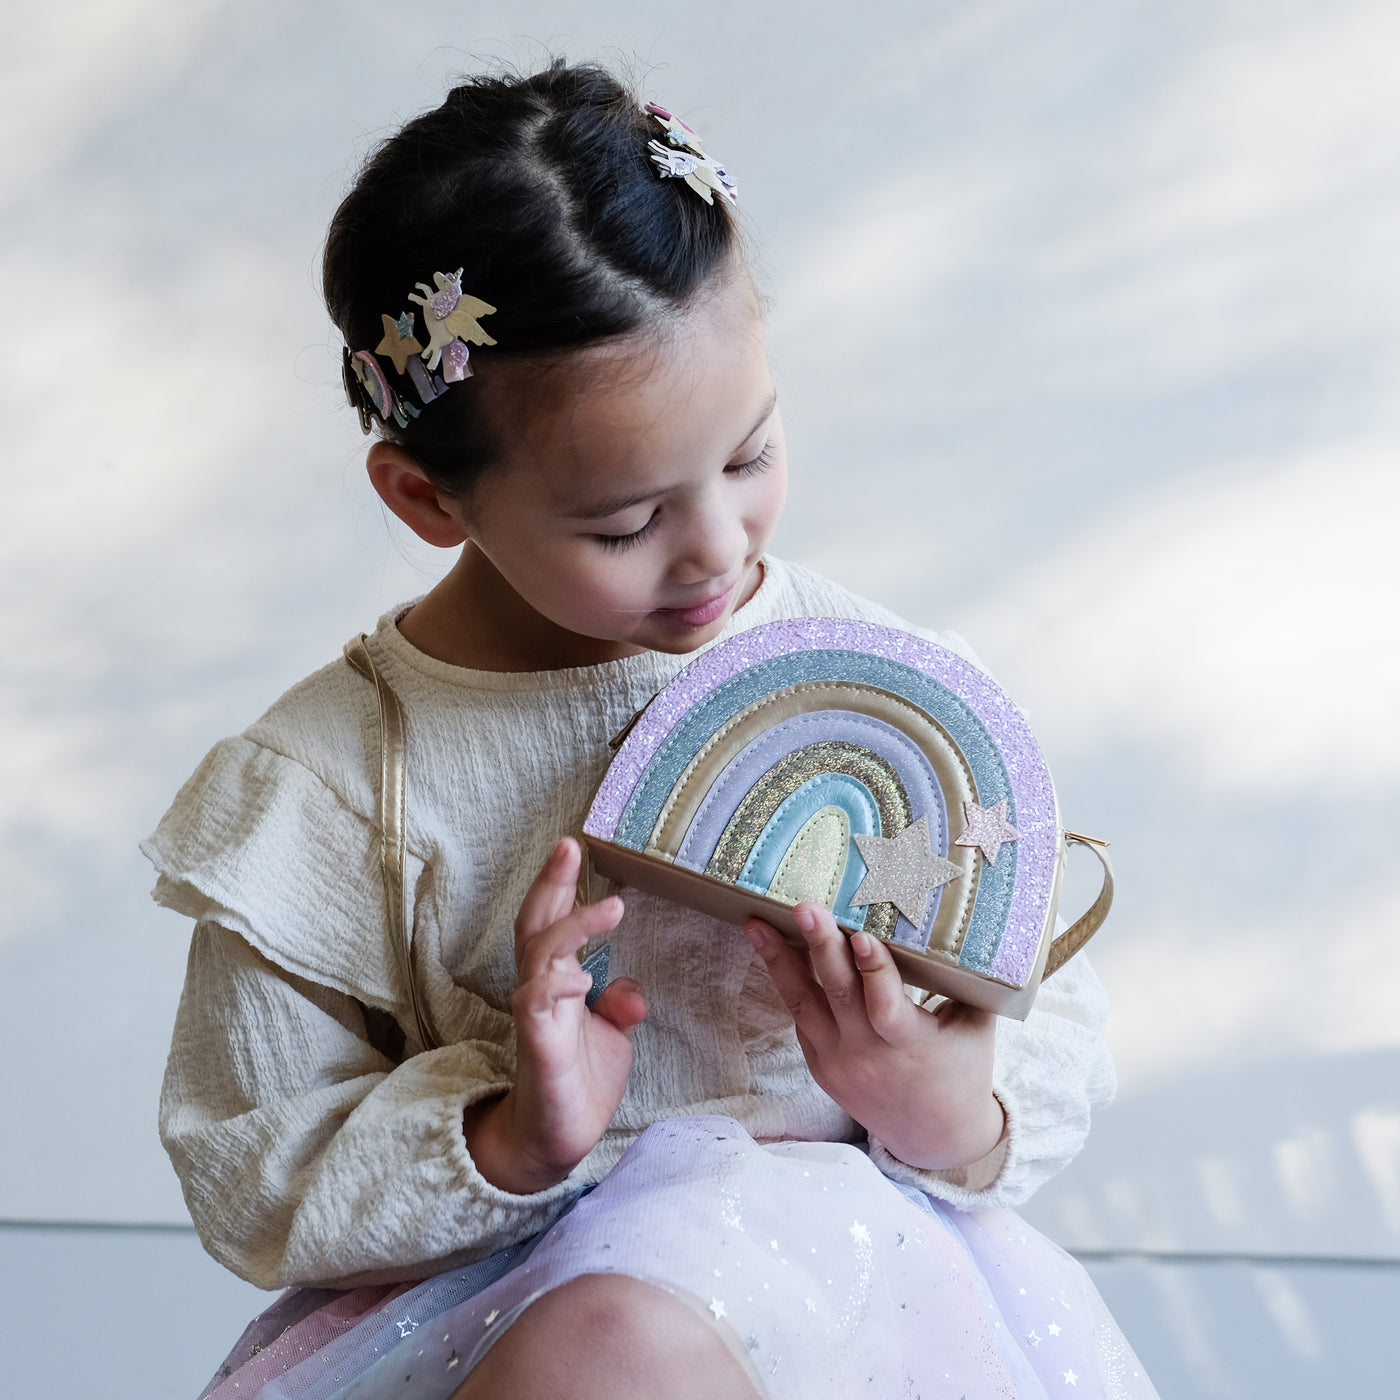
xmin=651 ymin=583 xmax=735 ymax=630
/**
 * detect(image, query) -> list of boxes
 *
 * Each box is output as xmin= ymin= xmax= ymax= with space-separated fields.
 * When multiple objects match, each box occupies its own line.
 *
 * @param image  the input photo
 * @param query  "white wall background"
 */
xmin=2 ymin=1 xmax=1398 ymax=1390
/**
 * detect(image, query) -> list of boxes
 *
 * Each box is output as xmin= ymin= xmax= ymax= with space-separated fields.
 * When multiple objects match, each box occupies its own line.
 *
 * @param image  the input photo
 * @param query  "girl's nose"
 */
xmin=672 ymin=498 xmax=747 ymax=586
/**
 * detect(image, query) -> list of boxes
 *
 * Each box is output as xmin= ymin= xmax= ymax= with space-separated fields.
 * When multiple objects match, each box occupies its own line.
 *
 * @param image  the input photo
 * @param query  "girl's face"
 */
xmin=450 ymin=273 xmax=786 ymax=662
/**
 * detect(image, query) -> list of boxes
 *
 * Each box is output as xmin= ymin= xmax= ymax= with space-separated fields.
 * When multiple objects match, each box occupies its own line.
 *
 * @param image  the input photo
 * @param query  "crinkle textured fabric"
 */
xmin=203 ymin=1117 xmax=1157 ymax=1400
xmin=144 ymin=558 xmax=1117 ymax=1292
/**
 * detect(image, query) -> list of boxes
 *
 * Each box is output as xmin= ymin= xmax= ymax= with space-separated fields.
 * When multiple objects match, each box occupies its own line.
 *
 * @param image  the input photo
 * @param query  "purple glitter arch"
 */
xmin=585 ymin=617 xmax=1058 ymax=986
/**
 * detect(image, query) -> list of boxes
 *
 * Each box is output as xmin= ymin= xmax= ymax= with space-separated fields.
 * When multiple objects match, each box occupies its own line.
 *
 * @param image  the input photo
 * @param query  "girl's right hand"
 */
xmin=462 ymin=837 xmax=647 ymax=1194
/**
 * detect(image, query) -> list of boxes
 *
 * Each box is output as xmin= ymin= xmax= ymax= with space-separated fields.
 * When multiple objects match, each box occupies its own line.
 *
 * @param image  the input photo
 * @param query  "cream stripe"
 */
xmin=648 ymin=682 xmax=980 ymax=958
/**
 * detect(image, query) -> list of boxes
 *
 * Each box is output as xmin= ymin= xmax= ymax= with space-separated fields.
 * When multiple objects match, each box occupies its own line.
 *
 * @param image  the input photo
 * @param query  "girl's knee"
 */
xmin=453 ymin=1273 xmax=756 ymax=1399
xmin=544 ymin=1272 xmax=676 ymax=1352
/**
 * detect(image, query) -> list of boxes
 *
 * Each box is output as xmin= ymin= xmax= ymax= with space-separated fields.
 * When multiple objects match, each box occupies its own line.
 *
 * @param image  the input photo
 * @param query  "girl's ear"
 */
xmin=366 ymin=442 xmax=469 ymax=548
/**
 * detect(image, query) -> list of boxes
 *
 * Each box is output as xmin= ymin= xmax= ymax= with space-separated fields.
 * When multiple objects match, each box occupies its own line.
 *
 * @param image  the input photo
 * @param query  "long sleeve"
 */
xmin=160 ymin=922 xmax=582 ymax=1290
xmin=866 ymin=949 xmax=1115 ymax=1209
xmin=148 ymin=563 xmax=1119 ymax=1291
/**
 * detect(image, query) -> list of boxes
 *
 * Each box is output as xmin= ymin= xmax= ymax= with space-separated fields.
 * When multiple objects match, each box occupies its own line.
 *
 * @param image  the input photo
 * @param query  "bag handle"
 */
xmin=1043 ymin=832 xmax=1115 ymax=979
xmin=344 ymin=635 xmax=439 ymax=1052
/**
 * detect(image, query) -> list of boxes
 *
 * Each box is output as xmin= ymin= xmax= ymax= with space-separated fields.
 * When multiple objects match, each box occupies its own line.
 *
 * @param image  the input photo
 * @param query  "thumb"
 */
xmin=934 ymin=997 xmax=996 ymax=1034
xmin=590 ymin=976 xmax=648 ymax=1032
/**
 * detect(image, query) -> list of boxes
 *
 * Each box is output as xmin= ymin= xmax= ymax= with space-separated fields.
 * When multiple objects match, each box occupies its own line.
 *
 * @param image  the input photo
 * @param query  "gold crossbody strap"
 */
xmin=1044 ymin=833 xmax=1115 ymax=979
xmin=344 ymin=634 xmax=439 ymax=1052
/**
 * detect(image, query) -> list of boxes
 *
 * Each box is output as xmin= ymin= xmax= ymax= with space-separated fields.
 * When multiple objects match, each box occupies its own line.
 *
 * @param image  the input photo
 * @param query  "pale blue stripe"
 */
xmin=615 ymin=651 xmax=1014 ymax=972
xmin=733 ymin=774 xmax=879 ymax=926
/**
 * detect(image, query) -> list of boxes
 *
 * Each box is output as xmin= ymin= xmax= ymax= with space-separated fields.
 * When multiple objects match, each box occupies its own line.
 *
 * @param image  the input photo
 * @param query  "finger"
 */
xmin=791 ymin=903 xmax=865 ymax=1029
xmin=744 ymin=917 xmax=836 ymax=1044
xmin=514 ymin=838 xmax=583 ymax=945
xmin=516 ymin=894 xmax=625 ymax=983
xmin=590 ymin=976 xmax=649 ymax=1032
xmin=512 ymin=963 xmax=594 ymax=1022
xmin=848 ymin=930 xmax=916 ymax=1044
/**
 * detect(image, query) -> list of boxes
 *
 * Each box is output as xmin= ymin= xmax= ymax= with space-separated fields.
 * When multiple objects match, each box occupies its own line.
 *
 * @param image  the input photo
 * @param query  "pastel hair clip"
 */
xmin=342 ymin=269 xmax=497 ymax=433
xmin=343 ymin=345 xmax=420 ymax=432
xmin=644 ymin=103 xmax=738 ymax=206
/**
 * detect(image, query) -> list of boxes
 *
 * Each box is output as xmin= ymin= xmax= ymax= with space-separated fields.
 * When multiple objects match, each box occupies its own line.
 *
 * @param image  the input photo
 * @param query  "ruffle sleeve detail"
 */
xmin=162 ymin=924 xmax=582 ymax=1289
xmin=141 ymin=735 xmax=409 ymax=1008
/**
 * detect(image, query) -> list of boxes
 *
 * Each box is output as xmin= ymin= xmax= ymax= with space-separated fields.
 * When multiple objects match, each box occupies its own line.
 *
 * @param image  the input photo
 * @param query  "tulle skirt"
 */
xmin=199 ymin=1116 xmax=1157 ymax=1400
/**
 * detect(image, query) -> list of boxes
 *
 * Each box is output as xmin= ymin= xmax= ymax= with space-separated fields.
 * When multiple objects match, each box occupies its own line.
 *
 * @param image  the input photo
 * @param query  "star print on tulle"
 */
xmin=395 ymin=1316 xmax=418 ymax=1337
xmin=851 ymin=815 xmax=962 ymax=924
xmin=375 ymin=312 xmax=422 ymax=374
xmin=709 ymin=1298 xmax=727 ymax=1319
xmin=954 ymin=799 xmax=1020 ymax=864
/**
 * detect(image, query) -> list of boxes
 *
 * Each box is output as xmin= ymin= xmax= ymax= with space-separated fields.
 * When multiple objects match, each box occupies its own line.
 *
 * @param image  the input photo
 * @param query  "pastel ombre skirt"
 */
xmin=198 ymin=1116 xmax=1157 ymax=1400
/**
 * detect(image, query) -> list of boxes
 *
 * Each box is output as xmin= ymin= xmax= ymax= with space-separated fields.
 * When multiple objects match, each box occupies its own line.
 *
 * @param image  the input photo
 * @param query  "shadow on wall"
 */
xmin=1083 ymin=1252 xmax=1400 ymax=1399
xmin=1023 ymin=1045 xmax=1400 ymax=1259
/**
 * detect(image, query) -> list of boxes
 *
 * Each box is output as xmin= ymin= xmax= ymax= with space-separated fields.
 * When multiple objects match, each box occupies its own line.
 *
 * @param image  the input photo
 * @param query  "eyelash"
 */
xmin=595 ymin=513 xmax=660 ymax=552
xmin=593 ymin=438 xmax=777 ymax=551
xmin=727 ymin=439 xmax=776 ymax=478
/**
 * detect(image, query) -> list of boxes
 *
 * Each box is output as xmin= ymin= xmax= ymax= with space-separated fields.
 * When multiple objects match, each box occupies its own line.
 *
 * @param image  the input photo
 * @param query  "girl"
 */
xmin=146 ymin=61 xmax=1157 ymax=1400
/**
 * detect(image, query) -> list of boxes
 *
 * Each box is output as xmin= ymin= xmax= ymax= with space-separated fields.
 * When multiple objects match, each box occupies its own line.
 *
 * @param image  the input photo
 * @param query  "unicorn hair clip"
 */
xmin=644 ymin=103 xmax=738 ymax=206
xmin=342 ymin=268 xmax=497 ymax=433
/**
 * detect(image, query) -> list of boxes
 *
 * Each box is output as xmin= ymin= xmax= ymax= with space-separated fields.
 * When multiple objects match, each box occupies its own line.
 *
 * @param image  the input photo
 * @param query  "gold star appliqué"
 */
xmin=375 ymin=312 xmax=422 ymax=375
xmin=851 ymin=815 xmax=962 ymax=925
xmin=954 ymin=799 xmax=1020 ymax=864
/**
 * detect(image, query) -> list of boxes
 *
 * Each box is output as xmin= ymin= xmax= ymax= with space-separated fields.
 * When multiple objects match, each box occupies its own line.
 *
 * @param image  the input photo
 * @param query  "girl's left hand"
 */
xmin=744 ymin=903 xmax=1005 ymax=1171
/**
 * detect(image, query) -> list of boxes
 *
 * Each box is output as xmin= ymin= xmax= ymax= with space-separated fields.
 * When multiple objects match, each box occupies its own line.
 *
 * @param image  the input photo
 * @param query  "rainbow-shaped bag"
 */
xmin=584 ymin=618 xmax=1112 ymax=1018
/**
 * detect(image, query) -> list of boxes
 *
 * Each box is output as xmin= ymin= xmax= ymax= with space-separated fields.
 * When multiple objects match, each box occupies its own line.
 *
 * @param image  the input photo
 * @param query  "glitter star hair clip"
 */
xmin=644 ymin=103 xmax=738 ymax=206
xmin=342 ymin=268 xmax=497 ymax=434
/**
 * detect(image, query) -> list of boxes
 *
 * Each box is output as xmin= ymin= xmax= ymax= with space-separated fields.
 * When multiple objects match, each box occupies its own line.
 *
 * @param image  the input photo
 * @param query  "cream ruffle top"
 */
xmin=144 ymin=558 xmax=1115 ymax=1289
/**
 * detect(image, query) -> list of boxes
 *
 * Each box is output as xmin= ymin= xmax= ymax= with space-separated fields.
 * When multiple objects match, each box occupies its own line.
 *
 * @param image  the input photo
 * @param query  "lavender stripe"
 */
xmin=585 ymin=620 xmax=1057 ymax=986
xmin=672 ymin=711 xmax=952 ymax=948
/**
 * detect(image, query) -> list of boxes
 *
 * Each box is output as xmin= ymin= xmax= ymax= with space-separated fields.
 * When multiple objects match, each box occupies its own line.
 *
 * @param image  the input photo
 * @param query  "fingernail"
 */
xmin=742 ymin=920 xmax=766 ymax=949
xmin=851 ymin=931 xmax=872 ymax=959
xmin=793 ymin=906 xmax=816 ymax=933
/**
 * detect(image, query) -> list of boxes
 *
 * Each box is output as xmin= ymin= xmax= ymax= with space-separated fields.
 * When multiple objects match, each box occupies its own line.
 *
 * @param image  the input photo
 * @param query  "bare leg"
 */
xmin=451 ymin=1273 xmax=760 ymax=1400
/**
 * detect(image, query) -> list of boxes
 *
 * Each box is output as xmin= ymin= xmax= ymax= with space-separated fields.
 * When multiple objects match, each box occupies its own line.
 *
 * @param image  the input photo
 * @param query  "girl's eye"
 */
xmin=595 ymin=511 xmax=660 ymax=551
xmin=727 ymin=439 xmax=776 ymax=477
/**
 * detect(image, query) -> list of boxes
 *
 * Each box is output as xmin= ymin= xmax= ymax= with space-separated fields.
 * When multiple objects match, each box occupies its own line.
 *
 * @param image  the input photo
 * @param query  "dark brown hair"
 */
xmin=323 ymin=61 xmax=739 ymax=494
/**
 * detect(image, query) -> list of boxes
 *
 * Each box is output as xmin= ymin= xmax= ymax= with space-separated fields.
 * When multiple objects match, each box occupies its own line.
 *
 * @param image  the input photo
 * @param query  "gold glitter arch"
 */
xmin=706 ymin=741 xmax=908 ymax=941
